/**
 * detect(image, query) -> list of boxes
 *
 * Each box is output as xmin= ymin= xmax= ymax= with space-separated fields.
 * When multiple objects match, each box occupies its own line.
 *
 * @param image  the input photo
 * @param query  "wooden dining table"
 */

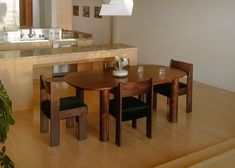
xmin=63 ymin=64 xmax=186 ymax=142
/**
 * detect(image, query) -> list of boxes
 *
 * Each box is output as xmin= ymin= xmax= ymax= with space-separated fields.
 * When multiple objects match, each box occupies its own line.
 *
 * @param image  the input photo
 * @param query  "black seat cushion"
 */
xmin=109 ymin=97 xmax=149 ymax=121
xmin=41 ymin=96 xmax=86 ymax=119
xmin=154 ymin=82 xmax=187 ymax=97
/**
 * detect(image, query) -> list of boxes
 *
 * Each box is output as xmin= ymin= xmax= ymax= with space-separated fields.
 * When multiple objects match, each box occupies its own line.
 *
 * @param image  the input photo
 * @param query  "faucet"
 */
xmin=2 ymin=27 xmax=8 ymax=42
xmin=20 ymin=29 xmax=24 ymax=38
xmin=28 ymin=29 xmax=36 ymax=38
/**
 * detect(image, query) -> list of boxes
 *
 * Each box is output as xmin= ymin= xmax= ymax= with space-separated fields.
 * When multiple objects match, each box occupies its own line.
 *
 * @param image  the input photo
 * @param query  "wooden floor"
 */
xmin=190 ymin=147 xmax=235 ymax=168
xmin=5 ymin=80 xmax=235 ymax=168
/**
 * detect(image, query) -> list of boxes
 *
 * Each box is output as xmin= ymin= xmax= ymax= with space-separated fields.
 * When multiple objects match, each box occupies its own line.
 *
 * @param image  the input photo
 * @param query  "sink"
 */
xmin=7 ymin=38 xmax=49 ymax=43
xmin=53 ymin=38 xmax=78 ymax=42
xmin=18 ymin=39 xmax=50 ymax=43
xmin=19 ymin=37 xmax=49 ymax=41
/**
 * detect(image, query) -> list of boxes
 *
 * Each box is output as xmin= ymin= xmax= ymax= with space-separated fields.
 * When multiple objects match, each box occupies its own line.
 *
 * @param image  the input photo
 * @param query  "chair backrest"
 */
xmin=103 ymin=58 xmax=115 ymax=69
xmin=170 ymin=59 xmax=193 ymax=76
xmin=40 ymin=75 xmax=60 ymax=111
xmin=40 ymin=75 xmax=49 ymax=101
xmin=103 ymin=58 xmax=130 ymax=70
xmin=116 ymin=79 xmax=153 ymax=109
xmin=170 ymin=59 xmax=193 ymax=88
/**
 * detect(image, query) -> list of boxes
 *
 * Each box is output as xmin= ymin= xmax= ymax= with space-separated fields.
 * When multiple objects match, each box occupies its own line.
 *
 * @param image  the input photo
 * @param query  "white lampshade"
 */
xmin=99 ymin=0 xmax=134 ymax=16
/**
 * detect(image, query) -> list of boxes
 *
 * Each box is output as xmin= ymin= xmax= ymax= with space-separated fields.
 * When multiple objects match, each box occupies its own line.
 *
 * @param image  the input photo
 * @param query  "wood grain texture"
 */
xmin=57 ymin=0 xmax=72 ymax=30
xmin=0 ymin=44 xmax=137 ymax=111
xmin=6 ymin=80 xmax=235 ymax=168
xmin=40 ymin=76 xmax=87 ymax=146
xmin=64 ymin=65 xmax=185 ymax=141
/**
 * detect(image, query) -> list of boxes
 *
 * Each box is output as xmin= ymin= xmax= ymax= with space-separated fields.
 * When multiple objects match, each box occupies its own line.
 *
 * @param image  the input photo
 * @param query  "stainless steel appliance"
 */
xmin=52 ymin=39 xmax=78 ymax=77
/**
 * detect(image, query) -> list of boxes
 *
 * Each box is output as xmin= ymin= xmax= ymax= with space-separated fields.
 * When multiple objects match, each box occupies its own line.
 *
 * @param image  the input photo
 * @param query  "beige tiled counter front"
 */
xmin=0 ymin=44 xmax=138 ymax=111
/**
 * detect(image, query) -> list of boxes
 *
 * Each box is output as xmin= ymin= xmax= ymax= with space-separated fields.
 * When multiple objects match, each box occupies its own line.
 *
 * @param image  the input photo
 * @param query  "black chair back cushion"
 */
xmin=154 ymin=82 xmax=187 ymax=96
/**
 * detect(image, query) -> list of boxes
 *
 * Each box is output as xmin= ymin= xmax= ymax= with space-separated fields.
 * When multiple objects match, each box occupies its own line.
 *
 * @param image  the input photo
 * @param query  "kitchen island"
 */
xmin=0 ymin=43 xmax=138 ymax=111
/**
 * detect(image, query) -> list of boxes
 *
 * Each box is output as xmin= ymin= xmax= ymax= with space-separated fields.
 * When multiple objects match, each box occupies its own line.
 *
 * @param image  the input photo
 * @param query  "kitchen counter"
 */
xmin=0 ymin=43 xmax=136 ymax=59
xmin=0 ymin=43 xmax=138 ymax=111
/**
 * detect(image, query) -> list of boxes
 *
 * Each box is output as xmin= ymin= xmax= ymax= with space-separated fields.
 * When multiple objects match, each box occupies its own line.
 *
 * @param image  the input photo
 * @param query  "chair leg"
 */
xmin=77 ymin=112 xmax=87 ymax=140
xmin=153 ymin=93 xmax=157 ymax=109
xmin=138 ymin=94 xmax=143 ymax=102
xmin=116 ymin=119 xmax=121 ymax=147
xmin=66 ymin=117 xmax=74 ymax=128
xmin=138 ymin=94 xmax=148 ymax=102
xmin=167 ymin=97 xmax=170 ymax=105
xmin=50 ymin=118 xmax=60 ymax=146
xmin=146 ymin=111 xmax=152 ymax=138
xmin=186 ymin=94 xmax=192 ymax=113
xmin=166 ymin=97 xmax=170 ymax=116
xmin=40 ymin=111 xmax=49 ymax=133
xmin=132 ymin=119 xmax=137 ymax=129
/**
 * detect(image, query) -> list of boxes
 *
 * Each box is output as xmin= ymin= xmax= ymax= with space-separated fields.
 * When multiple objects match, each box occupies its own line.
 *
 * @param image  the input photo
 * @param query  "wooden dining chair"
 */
xmin=103 ymin=57 xmax=130 ymax=70
xmin=153 ymin=59 xmax=193 ymax=112
xmin=103 ymin=58 xmax=130 ymax=97
xmin=103 ymin=58 xmax=115 ymax=70
xmin=103 ymin=58 xmax=117 ymax=97
xmin=40 ymin=75 xmax=88 ymax=146
xmin=109 ymin=79 xmax=153 ymax=146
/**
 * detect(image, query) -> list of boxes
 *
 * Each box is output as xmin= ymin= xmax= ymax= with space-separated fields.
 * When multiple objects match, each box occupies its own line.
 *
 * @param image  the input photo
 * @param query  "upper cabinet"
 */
xmin=56 ymin=0 xmax=72 ymax=30
xmin=20 ymin=0 xmax=32 ymax=28
xmin=0 ymin=0 xmax=72 ymax=30
xmin=40 ymin=0 xmax=72 ymax=29
xmin=19 ymin=0 xmax=72 ymax=29
xmin=0 ymin=0 xmax=19 ymax=31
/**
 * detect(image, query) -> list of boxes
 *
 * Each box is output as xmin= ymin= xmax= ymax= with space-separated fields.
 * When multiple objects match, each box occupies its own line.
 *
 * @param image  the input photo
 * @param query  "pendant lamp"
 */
xmin=99 ymin=0 xmax=134 ymax=16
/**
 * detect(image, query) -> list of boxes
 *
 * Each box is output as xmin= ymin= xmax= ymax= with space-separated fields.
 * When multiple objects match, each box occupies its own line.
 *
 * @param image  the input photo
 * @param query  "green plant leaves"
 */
xmin=0 ymin=81 xmax=13 ymax=118
xmin=0 ymin=81 xmax=15 ymax=144
xmin=0 ymin=81 xmax=15 ymax=167
xmin=0 ymin=146 xmax=14 ymax=168
xmin=0 ymin=118 xmax=10 ymax=143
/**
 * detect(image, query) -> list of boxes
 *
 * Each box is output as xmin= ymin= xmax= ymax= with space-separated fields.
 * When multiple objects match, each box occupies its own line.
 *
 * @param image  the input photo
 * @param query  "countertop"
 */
xmin=0 ymin=42 xmax=138 ymax=111
xmin=0 ymin=43 xmax=137 ymax=59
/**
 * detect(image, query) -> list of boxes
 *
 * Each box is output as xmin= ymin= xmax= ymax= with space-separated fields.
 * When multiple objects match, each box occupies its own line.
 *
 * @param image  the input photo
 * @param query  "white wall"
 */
xmin=113 ymin=0 xmax=235 ymax=92
xmin=72 ymin=0 xmax=112 ymax=44
xmin=0 ymin=0 xmax=19 ymax=31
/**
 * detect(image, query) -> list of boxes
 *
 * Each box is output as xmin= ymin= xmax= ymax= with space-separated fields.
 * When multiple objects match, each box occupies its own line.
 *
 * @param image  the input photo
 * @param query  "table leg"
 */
xmin=169 ymin=78 xmax=179 ymax=122
xmin=99 ymin=90 xmax=110 ymax=141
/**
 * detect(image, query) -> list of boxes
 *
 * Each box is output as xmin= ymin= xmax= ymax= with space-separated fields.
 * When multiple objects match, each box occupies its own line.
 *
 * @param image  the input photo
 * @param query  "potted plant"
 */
xmin=0 ymin=81 xmax=15 ymax=168
xmin=112 ymin=56 xmax=129 ymax=77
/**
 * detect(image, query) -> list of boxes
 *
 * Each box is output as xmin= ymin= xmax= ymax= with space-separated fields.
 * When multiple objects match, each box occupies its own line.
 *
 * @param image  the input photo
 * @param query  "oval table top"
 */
xmin=64 ymin=64 xmax=186 ymax=91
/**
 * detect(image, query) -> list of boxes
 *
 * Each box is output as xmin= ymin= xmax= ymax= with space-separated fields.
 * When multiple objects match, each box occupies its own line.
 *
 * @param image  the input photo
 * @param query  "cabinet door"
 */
xmin=57 ymin=0 xmax=72 ymax=30
xmin=20 ymin=0 xmax=33 ymax=28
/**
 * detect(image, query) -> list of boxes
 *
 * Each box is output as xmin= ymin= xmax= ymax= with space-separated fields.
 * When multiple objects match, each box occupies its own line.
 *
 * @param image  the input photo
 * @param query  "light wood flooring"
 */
xmin=5 ymin=80 xmax=235 ymax=168
xmin=190 ymin=147 xmax=235 ymax=168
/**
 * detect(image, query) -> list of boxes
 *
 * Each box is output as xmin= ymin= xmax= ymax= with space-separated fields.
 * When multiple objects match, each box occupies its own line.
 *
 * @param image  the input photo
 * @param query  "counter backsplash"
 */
xmin=0 ymin=28 xmax=62 ymax=42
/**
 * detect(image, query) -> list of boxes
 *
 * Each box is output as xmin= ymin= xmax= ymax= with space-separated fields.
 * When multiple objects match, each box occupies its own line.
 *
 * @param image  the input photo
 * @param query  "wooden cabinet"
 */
xmin=0 ymin=43 xmax=18 ymax=51
xmin=19 ymin=0 xmax=72 ymax=29
xmin=0 ymin=41 xmax=52 ymax=51
xmin=76 ymin=61 xmax=104 ymax=72
xmin=56 ymin=0 xmax=72 ymax=30
xmin=20 ymin=0 xmax=33 ymax=28
xmin=18 ymin=41 xmax=52 ymax=50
